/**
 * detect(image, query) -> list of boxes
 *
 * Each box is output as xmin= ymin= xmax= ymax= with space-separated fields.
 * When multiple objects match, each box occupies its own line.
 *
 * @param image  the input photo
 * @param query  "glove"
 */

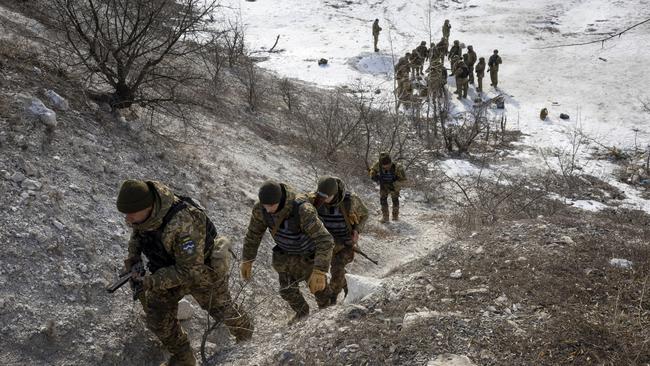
xmin=240 ymin=260 xmax=254 ymax=281
xmin=307 ymin=269 xmax=328 ymax=294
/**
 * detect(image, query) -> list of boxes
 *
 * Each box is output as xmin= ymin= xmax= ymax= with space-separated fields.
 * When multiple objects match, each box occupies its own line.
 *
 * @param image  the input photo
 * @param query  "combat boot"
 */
xmin=160 ymin=345 xmax=196 ymax=366
xmin=288 ymin=307 xmax=309 ymax=325
xmin=380 ymin=206 xmax=390 ymax=223
xmin=392 ymin=208 xmax=399 ymax=221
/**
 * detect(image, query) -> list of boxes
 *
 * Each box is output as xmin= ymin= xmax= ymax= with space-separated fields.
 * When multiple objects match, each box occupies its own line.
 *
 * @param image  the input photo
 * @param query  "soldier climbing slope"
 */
xmin=372 ymin=19 xmax=382 ymax=52
xmin=116 ymin=179 xmax=253 ymax=366
xmin=369 ymin=152 xmax=407 ymax=223
xmin=307 ymin=176 xmax=369 ymax=306
xmin=240 ymin=181 xmax=334 ymax=323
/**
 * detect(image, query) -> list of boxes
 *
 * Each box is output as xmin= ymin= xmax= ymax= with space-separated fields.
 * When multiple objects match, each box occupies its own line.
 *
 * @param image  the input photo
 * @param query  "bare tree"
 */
xmin=51 ymin=0 xmax=218 ymax=109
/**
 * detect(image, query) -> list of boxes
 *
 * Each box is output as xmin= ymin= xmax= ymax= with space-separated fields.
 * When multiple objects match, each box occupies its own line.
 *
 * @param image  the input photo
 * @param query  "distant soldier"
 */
xmin=442 ymin=19 xmax=451 ymax=39
xmin=436 ymin=37 xmax=449 ymax=65
xmin=475 ymin=57 xmax=486 ymax=93
xmin=241 ymin=181 xmax=334 ymax=322
xmin=428 ymin=42 xmax=439 ymax=64
xmin=307 ymin=177 xmax=369 ymax=306
xmin=466 ymin=45 xmax=477 ymax=84
xmin=369 ymin=152 xmax=407 ymax=222
xmin=395 ymin=52 xmax=411 ymax=79
xmin=372 ymin=19 xmax=382 ymax=52
xmin=116 ymin=180 xmax=253 ymax=366
xmin=409 ymin=50 xmax=420 ymax=78
xmin=488 ymin=49 xmax=502 ymax=88
xmin=454 ymin=58 xmax=470 ymax=99
xmin=448 ymin=40 xmax=462 ymax=62
xmin=414 ymin=41 xmax=429 ymax=76
xmin=395 ymin=75 xmax=413 ymax=110
xmin=426 ymin=59 xmax=447 ymax=97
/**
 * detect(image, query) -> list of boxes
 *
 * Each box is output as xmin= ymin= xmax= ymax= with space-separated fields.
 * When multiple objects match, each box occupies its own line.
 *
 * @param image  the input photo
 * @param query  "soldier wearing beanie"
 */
xmin=307 ymin=176 xmax=369 ymax=307
xmin=241 ymin=180 xmax=334 ymax=323
xmin=116 ymin=179 xmax=253 ymax=366
xmin=368 ymin=152 xmax=407 ymax=223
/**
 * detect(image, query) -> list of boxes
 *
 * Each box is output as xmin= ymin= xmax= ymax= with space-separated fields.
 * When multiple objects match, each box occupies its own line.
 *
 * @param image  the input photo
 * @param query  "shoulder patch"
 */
xmin=180 ymin=235 xmax=196 ymax=254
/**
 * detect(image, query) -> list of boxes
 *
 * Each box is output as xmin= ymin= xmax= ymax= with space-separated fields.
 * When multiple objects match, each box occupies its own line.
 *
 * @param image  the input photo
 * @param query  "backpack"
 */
xmin=458 ymin=65 xmax=469 ymax=78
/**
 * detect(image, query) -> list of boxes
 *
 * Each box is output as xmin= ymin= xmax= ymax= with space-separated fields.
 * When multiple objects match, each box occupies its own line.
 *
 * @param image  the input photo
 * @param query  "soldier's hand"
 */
xmin=308 ymin=269 xmax=328 ymax=294
xmin=240 ymin=260 xmax=254 ymax=281
xmin=351 ymin=230 xmax=360 ymax=244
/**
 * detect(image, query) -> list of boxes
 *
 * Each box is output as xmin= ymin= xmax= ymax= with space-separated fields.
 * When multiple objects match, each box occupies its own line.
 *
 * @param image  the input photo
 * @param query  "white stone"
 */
xmin=45 ymin=90 xmax=69 ymax=111
xmin=177 ymin=298 xmax=194 ymax=320
xmin=495 ymin=294 xmax=508 ymax=305
xmin=344 ymin=274 xmax=383 ymax=304
xmin=52 ymin=220 xmax=65 ymax=231
xmin=427 ymin=354 xmax=476 ymax=366
xmin=449 ymin=269 xmax=462 ymax=279
xmin=10 ymin=172 xmax=25 ymax=183
xmin=609 ymin=258 xmax=633 ymax=269
xmin=28 ymin=98 xmax=57 ymax=128
xmin=403 ymin=311 xmax=462 ymax=328
xmin=474 ymin=246 xmax=484 ymax=254
xmin=22 ymin=179 xmax=42 ymax=191
xmin=558 ymin=235 xmax=574 ymax=245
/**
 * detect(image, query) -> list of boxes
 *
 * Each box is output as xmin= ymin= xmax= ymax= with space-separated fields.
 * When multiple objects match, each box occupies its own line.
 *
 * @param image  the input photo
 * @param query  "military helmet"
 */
xmin=467 ymin=45 xmax=473 ymax=50
xmin=444 ymin=19 xmax=449 ymax=23
xmin=454 ymin=40 xmax=459 ymax=44
xmin=494 ymin=49 xmax=498 ymax=54
xmin=421 ymin=41 xmax=426 ymax=45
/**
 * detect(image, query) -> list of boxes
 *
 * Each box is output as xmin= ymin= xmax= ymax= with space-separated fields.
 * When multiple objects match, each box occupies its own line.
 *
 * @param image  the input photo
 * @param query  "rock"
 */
xmin=495 ymin=294 xmax=508 ymax=305
xmin=177 ymin=298 xmax=194 ymax=320
xmin=318 ymin=58 xmax=328 ymax=66
xmin=10 ymin=172 xmax=25 ymax=183
xmin=27 ymin=98 xmax=57 ymax=128
xmin=403 ymin=311 xmax=462 ymax=328
xmin=610 ymin=258 xmax=633 ymax=269
xmin=427 ymin=354 xmax=477 ymax=366
xmin=22 ymin=179 xmax=42 ymax=191
xmin=1 ymin=170 xmax=9 ymax=180
xmin=278 ymin=351 xmax=296 ymax=364
xmin=450 ymin=269 xmax=462 ymax=279
xmin=346 ymin=304 xmax=368 ymax=320
xmin=474 ymin=246 xmax=484 ymax=254
xmin=45 ymin=90 xmax=69 ymax=111
xmin=559 ymin=113 xmax=570 ymax=120
xmin=557 ymin=235 xmax=574 ymax=245
xmin=52 ymin=220 xmax=65 ymax=231
xmin=344 ymin=274 xmax=383 ymax=304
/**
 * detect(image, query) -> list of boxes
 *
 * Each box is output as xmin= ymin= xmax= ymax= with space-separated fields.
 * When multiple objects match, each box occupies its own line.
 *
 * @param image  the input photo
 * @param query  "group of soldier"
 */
xmin=114 ymin=152 xmax=406 ymax=365
xmin=373 ymin=19 xmax=503 ymax=108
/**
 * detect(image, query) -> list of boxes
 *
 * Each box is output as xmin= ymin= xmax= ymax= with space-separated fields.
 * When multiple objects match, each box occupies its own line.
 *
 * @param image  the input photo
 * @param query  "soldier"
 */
xmin=436 ymin=37 xmax=449 ymax=65
xmin=409 ymin=49 xmax=420 ymax=78
xmin=448 ymin=40 xmax=462 ymax=62
xmin=466 ymin=45 xmax=477 ymax=84
xmin=442 ymin=19 xmax=451 ymax=39
xmin=395 ymin=75 xmax=413 ymax=110
xmin=307 ymin=177 xmax=369 ymax=306
xmin=414 ymin=41 xmax=429 ymax=76
xmin=117 ymin=180 xmax=253 ymax=366
xmin=369 ymin=152 xmax=407 ymax=222
xmin=240 ymin=181 xmax=334 ymax=322
xmin=372 ymin=19 xmax=382 ymax=52
xmin=475 ymin=57 xmax=486 ymax=93
xmin=488 ymin=49 xmax=502 ymax=88
xmin=395 ymin=52 xmax=411 ymax=79
xmin=454 ymin=58 xmax=470 ymax=99
xmin=426 ymin=59 xmax=447 ymax=98
xmin=428 ymin=42 xmax=439 ymax=64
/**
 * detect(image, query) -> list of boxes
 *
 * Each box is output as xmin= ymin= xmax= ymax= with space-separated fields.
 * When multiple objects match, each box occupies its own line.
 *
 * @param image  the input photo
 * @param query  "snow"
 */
xmin=218 ymin=0 xmax=650 ymax=213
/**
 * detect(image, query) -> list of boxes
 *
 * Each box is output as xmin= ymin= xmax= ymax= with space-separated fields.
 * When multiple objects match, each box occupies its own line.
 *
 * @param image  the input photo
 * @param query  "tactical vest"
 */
xmin=138 ymin=196 xmax=218 ymax=274
xmin=261 ymin=199 xmax=315 ymax=255
xmin=380 ymin=164 xmax=397 ymax=184
xmin=316 ymin=192 xmax=351 ymax=241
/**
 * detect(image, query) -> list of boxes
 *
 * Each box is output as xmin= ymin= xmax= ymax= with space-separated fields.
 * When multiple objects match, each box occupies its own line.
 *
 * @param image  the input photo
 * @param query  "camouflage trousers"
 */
xmin=139 ymin=264 xmax=253 ymax=358
xmin=271 ymin=248 xmax=330 ymax=314
xmin=490 ymin=69 xmax=498 ymax=87
xmin=468 ymin=65 xmax=475 ymax=84
xmin=456 ymin=77 xmax=468 ymax=98
xmin=327 ymin=241 xmax=355 ymax=304
xmin=373 ymin=34 xmax=379 ymax=51
xmin=477 ymin=75 xmax=484 ymax=92
xmin=380 ymin=185 xmax=400 ymax=215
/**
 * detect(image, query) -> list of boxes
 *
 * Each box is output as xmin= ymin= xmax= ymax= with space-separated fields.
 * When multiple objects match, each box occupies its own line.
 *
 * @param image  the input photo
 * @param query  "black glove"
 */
xmin=371 ymin=175 xmax=379 ymax=183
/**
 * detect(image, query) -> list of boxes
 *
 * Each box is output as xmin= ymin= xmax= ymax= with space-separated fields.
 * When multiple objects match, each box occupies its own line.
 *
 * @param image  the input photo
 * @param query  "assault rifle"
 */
xmin=353 ymin=246 xmax=378 ymax=265
xmin=106 ymin=261 xmax=145 ymax=300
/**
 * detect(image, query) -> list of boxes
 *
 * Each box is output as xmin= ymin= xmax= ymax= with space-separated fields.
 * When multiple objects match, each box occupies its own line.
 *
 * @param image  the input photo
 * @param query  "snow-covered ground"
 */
xmin=221 ymin=0 xmax=650 ymax=212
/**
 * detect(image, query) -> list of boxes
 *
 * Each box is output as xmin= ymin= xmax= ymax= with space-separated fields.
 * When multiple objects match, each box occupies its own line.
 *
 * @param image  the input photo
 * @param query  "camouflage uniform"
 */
xmin=307 ymin=178 xmax=369 ymax=305
xmin=126 ymin=181 xmax=252 ymax=366
xmin=414 ymin=42 xmax=429 ymax=76
xmin=408 ymin=50 xmax=420 ymax=78
xmin=427 ymin=60 xmax=447 ymax=97
xmin=466 ymin=46 xmax=477 ymax=84
xmin=442 ymin=20 xmax=451 ymax=39
xmin=488 ymin=51 xmax=502 ymax=88
xmin=448 ymin=40 xmax=462 ymax=62
xmin=454 ymin=59 xmax=470 ymax=98
xmin=436 ymin=38 xmax=448 ymax=65
xmin=242 ymin=184 xmax=334 ymax=315
xmin=475 ymin=58 xmax=486 ymax=92
xmin=372 ymin=20 xmax=382 ymax=52
xmin=369 ymin=153 xmax=407 ymax=221
xmin=396 ymin=75 xmax=413 ymax=110
xmin=395 ymin=53 xmax=411 ymax=79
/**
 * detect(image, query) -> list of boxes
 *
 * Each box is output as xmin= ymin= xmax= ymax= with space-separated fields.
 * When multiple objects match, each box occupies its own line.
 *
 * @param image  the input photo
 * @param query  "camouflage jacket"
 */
xmin=242 ymin=183 xmax=334 ymax=272
xmin=488 ymin=54 xmax=502 ymax=71
xmin=127 ymin=181 xmax=213 ymax=292
xmin=466 ymin=50 xmax=477 ymax=66
xmin=369 ymin=159 xmax=407 ymax=191
xmin=372 ymin=21 xmax=382 ymax=36
xmin=475 ymin=61 xmax=486 ymax=77
xmin=442 ymin=23 xmax=451 ymax=38
xmin=306 ymin=177 xmax=369 ymax=236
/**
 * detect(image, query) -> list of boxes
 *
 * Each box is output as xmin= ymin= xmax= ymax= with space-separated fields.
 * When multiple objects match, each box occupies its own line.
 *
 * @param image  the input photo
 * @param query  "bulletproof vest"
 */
xmin=316 ymin=193 xmax=352 ymax=240
xmin=380 ymin=164 xmax=397 ymax=184
xmin=261 ymin=199 xmax=315 ymax=255
xmin=138 ymin=196 xmax=218 ymax=274
xmin=488 ymin=55 xmax=499 ymax=66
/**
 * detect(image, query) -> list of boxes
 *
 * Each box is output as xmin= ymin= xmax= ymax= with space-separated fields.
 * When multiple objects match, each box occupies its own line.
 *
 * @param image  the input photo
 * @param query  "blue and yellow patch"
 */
xmin=180 ymin=236 xmax=195 ymax=254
